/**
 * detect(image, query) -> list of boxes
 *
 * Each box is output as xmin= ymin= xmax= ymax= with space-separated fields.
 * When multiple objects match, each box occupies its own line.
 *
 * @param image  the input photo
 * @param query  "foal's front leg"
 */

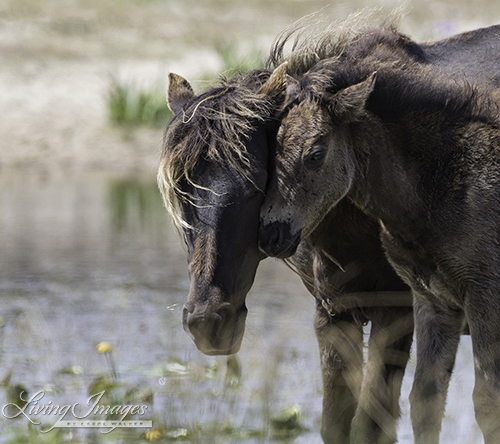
xmin=314 ymin=301 xmax=363 ymax=444
xmin=465 ymin=291 xmax=500 ymax=444
xmin=410 ymin=293 xmax=464 ymax=444
xmin=351 ymin=306 xmax=414 ymax=444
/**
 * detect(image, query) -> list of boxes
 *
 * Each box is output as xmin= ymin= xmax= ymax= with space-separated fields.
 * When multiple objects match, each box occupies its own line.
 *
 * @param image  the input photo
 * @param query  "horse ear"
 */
xmin=258 ymin=62 xmax=288 ymax=107
xmin=167 ymin=73 xmax=195 ymax=115
xmin=329 ymin=72 xmax=377 ymax=122
xmin=285 ymin=74 xmax=301 ymax=103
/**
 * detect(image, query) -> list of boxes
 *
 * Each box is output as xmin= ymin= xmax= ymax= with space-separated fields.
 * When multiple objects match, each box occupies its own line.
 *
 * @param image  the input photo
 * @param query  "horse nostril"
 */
xmin=259 ymin=222 xmax=300 ymax=259
xmin=181 ymin=302 xmax=246 ymax=355
xmin=182 ymin=305 xmax=195 ymax=340
xmin=270 ymin=224 xmax=281 ymax=246
xmin=260 ymin=222 xmax=281 ymax=248
xmin=186 ymin=309 xmax=222 ymax=339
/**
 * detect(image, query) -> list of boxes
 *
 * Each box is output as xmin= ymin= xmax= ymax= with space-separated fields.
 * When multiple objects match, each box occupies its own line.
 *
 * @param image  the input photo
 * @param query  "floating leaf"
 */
xmin=165 ymin=362 xmax=189 ymax=376
xmin=124 ymin=387 xmax=154 ymax=404
xmin=88 ymin=375 xmax=121 ymax=397
xmin=205 ymin=361 xmax=219 ymax=379
xmin=165 ymin=427 xmax=190 ymax=439
xmin=150 ymin=363 xmax=167 ymax=378
xmin=59 ymin=365 xmax=84 ymax=375
xmin=271 ymin=405 xmax=302 ymax=432
xmin=6 ymin=385 xmax=29 ymax=411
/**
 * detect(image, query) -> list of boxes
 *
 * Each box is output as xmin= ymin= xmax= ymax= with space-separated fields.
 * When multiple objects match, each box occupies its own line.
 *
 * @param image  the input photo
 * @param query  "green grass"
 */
xmin=107 ymin=39 xmax=265 ymax=129
xmin=215 ymin=40 xmax=265 ymax=78
xmin=108 ymin=77 xmax=172 ymax=128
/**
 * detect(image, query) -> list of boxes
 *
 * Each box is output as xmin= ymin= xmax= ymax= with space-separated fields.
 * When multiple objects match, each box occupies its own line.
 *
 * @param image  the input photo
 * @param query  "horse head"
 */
xmin=158 ymin=65 xmax=287 ymax=354
xmin=259 ymin=70 xmax=377 ymax=258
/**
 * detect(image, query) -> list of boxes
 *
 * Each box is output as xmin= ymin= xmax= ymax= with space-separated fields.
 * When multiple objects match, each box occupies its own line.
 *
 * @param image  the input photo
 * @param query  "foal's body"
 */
xmin=259 ymin=27 xmax=500 ymax=444
xmin=267 ymin=24 xmax=500 ymax=443
xmin=161 ymin=23 xmax=500 ymax=444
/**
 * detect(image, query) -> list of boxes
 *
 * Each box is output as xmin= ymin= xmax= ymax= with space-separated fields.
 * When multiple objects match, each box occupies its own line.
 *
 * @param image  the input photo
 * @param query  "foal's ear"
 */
xmin=285 ymin=74 xmax=301 ymax=103
xmin=167 ymin=73 xmax=195 ymax=115
xmin=329 ymin=72 xmax=377 ymax=122
xmin=258 ymin=62 xmax=288 ymax=108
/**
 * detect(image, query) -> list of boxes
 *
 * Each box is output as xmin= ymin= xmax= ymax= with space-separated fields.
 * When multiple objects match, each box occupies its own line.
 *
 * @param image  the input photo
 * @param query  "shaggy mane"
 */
xmin=157 ymin=70 xmax=273 ymax=229
xmin=265 ymin=9 xmax=495 ymax=124
xmin=158 ymin=8 xmax=431 ymax=230
xmin=266 ymin=7 xmax=418 ymax=76
xmin=298 ymin=41 xmax=500 ymax=126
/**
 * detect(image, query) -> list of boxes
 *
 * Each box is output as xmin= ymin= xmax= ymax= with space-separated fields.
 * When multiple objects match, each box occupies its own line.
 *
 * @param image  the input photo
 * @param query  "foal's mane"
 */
xmin=294 ymin=29 xmax=500 ymax=125
xmin=158 ymin=9 xmax=439 ymax=230
xmin=266 ymin=8 xmax=421 ymax=74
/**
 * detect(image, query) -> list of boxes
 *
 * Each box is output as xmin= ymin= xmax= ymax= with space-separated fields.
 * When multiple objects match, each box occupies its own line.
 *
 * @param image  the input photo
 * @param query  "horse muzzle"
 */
xmin=258 ymin=221 xmax=301 ymax=259
xmin=182 ymin=302 xmax=248 ymax=355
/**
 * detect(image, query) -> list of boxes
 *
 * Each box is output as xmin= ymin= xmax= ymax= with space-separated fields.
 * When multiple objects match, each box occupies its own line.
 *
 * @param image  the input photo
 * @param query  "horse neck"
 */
xmin=347 ymin=113 xmax=438 ymax=234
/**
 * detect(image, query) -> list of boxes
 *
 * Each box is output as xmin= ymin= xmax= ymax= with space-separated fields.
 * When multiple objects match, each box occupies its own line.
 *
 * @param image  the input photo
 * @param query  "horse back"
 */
xmin=423 ymin=24 xmax=500 ymax=85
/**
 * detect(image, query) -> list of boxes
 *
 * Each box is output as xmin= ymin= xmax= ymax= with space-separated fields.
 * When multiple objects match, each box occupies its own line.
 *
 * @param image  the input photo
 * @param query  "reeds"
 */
xmin=108 ymin=77 xmax=172 ymax=128
xmin=106 ymin=40 xmax=265 ymax=129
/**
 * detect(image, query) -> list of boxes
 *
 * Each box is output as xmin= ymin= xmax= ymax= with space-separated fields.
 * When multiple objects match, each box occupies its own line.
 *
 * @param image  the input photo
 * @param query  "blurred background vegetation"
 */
xmin=1 ymin=0 xmax=500 ymax=171
xmin=107 ymin=40 xmax=264 ymax=127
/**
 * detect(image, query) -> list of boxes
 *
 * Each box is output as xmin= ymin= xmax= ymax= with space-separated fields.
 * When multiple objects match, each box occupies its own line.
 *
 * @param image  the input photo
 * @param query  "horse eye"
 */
xmin=303 ymin=146 xmax=326 ymax=170
xmin=247 ymin=188 xmax=263 ymax=199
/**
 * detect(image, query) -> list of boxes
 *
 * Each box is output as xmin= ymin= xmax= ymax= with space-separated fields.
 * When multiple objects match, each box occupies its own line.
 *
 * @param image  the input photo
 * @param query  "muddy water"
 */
xmin=0 ymin=172 xmax=481 ymax=443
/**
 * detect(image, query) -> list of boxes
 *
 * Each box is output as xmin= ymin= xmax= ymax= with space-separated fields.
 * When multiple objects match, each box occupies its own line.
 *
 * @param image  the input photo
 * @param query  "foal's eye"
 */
xmin=303 ymin=146 xmax=326 ymax=170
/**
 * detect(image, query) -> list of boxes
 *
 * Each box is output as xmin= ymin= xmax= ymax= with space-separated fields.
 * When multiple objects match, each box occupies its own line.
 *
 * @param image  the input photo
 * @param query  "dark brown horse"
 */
xmin=259 ymin=25 xmax=500 ymax=444
xmin=160 ymin=21 xmax=500 ymax=444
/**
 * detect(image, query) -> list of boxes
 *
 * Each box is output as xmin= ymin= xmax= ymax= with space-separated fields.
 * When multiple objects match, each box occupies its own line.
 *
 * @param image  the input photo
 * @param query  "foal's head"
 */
xmin=258 ymin=23 xmax=435 ymax=258
xmin=259 ymin=38 xmax=499 ymax=259
xmin=259 ymin=68 xmax=378 ymax=259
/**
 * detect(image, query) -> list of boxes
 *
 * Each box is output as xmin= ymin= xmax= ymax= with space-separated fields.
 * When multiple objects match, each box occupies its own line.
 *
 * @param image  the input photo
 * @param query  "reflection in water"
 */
xmin=0 ymin=172 xmax=324 ymax=443
xmin=0 ymin=172 xmax=480 ymax=443
xmin=107 ymin=179 xmax=166 ymax=232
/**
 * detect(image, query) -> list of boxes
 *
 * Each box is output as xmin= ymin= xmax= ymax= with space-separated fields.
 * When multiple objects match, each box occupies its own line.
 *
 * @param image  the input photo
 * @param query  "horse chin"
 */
xmin=198 ymin=340 xmax=243 ymax=356
xmin=268 ymin=238 xmax=300 ymax=259
xmin=258 ymin=224 xmax=302 ymax=259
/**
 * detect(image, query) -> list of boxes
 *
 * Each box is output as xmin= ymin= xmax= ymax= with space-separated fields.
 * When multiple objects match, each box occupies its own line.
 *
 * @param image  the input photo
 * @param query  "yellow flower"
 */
xmin=145 ymin=428 xmax=162 ymax=441
xmin=96 ymin=342 xmax=113 ymax=354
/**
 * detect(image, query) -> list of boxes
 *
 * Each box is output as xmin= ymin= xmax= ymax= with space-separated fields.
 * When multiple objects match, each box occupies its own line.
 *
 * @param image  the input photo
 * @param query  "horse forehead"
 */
xmin=191 ymin=229 xmax=217 ymax=280
xmin=303 ymin=97 xmax=328 ymax=122
xmin=183 ymin=164 xmax=261 ymax=212
xmin=282 ymin=104 xmax=328 ymax=146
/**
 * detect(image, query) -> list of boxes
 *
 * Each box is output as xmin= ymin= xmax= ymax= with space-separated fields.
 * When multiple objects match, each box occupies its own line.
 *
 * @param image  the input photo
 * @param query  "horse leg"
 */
xmin=314 ymin=300 xmax=364 ymax=444
xmin=464 ymin=292 xmax=500 ymax=443
xmin=351 ymin=307 xmax=414 ymax=444
xmin=409 ymin=293 xmax=464 ymax=444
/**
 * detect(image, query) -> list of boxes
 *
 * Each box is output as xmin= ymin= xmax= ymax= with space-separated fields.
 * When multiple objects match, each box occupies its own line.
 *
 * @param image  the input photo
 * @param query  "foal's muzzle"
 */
xmin=258 ymin=221 xmax=301 ymax=259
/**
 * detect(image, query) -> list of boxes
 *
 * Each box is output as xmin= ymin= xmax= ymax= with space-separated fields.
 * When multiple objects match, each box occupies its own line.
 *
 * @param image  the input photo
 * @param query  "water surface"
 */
xmin=0 ymin=172 xmax=481 ymax=443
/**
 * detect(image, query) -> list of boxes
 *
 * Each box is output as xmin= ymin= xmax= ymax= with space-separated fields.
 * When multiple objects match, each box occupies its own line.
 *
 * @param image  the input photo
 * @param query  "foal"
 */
xmin=259 ymin=31 xmax=500 ymax=444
